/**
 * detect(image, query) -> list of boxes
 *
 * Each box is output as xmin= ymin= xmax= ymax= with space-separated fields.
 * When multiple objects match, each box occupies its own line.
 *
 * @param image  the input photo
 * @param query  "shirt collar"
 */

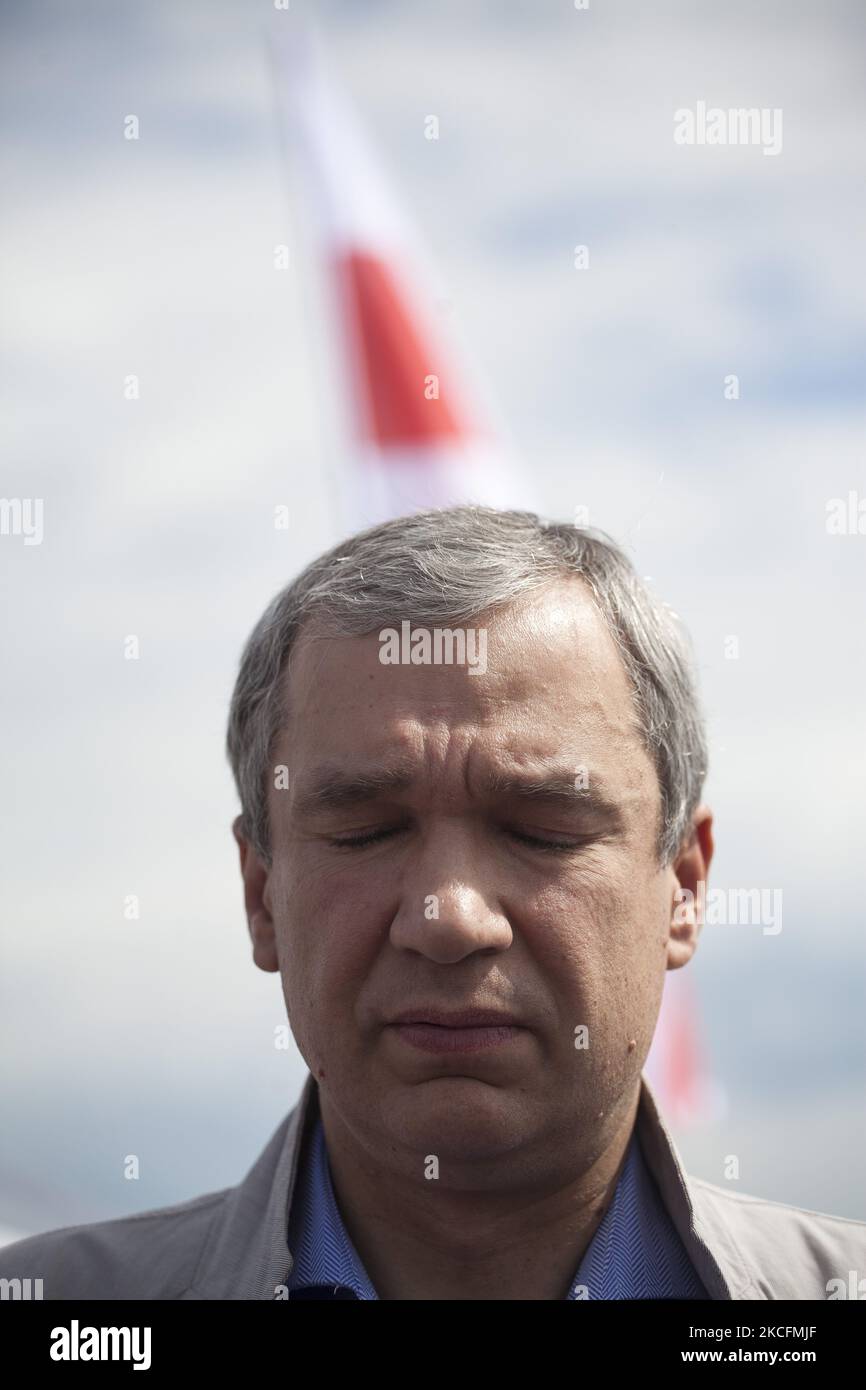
xmin=287 ymin=1102 xmax=378 ymax=1299
xmin=570 ymin=1124 xmax=707 ymax=1299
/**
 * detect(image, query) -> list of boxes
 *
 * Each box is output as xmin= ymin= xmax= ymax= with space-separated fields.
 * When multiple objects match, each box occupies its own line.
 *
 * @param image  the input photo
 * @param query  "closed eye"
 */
xmin=328 ymin=827 xmax=401 ymax=850
xmin=328 ymin=826 xmax=583 ymax=854
xmin=507 ymin=829 xmax=581 ymax=854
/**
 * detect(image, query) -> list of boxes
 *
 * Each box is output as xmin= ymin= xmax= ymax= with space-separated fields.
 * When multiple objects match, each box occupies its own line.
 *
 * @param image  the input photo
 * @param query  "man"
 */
xmin=2 ymin=505 xmax=863 ymax=1300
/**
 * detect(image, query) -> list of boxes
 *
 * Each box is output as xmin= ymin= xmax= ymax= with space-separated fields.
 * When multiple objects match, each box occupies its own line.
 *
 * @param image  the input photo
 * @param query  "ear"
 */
xmin=232 ymin=815 xmax=279 ymax=973
xmin=666 ymin=804 xmax=714 ymax=971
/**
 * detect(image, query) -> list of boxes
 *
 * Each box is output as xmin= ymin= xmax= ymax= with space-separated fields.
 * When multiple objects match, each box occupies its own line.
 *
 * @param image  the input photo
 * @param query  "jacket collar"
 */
xmin=188 ymin=1070 xmax=752 ymax=1300
xmin=634 ymin=1074 xmax=755 ymax=1299
xmin=186 ymin=1070 xmax=320 ymax=1300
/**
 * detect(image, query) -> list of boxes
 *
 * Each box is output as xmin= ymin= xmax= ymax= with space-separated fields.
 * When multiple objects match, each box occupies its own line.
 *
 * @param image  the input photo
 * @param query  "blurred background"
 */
xmin=1 ymin=0 xmax=864 ymax=1245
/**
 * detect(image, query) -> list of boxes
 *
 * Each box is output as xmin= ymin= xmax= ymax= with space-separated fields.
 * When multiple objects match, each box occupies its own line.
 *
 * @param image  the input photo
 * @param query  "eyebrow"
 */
xmin=482 ymin=769 xmax=622 ymax=821
xmin=294 ymin=761 xmax=418 ymax=817
xmin=293 ymin=759 xmax=623 ymax=824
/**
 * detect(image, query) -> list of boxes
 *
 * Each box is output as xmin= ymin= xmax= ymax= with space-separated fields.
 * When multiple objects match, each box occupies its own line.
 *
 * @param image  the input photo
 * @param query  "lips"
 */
xmin=391 ymin=1020 xmax=521 ymax=1054
xmin=388 ymin=1007 xmax=523 ymax=1029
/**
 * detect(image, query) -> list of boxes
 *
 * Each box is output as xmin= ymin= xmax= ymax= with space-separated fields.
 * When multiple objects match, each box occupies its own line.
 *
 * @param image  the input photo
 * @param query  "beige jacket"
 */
xmin=1 ymin=1071 xmax=863 ymax=1300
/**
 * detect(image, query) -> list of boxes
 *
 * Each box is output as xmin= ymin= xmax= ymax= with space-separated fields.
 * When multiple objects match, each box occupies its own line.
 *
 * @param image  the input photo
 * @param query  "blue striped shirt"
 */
xmin=287 ymin=1110 xmax=708 ymax=1299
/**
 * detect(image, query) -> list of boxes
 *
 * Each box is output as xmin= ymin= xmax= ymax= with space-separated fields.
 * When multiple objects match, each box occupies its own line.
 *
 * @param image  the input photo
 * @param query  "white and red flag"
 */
xmin=268 ymin=25 xmax=535 ymax=528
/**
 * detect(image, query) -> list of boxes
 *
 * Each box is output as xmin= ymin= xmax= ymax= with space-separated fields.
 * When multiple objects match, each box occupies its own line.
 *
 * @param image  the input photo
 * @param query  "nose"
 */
xmin=389 ymin=820 xmax=513 ymax=963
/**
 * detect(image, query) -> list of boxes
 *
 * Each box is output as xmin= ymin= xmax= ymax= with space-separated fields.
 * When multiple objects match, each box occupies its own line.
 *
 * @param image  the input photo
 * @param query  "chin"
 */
xmin=380 ymin=1075 xmax=532 ymax=1161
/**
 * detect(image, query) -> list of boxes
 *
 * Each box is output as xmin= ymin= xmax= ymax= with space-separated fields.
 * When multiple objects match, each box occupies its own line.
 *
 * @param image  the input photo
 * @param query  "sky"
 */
xmin=1 ymin=0 xmax=864 ymax=1243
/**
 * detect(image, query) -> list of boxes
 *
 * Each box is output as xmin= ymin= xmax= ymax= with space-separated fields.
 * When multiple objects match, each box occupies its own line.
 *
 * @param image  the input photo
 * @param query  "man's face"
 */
xmin=250 ymin=577 xmax=695 ymax=1170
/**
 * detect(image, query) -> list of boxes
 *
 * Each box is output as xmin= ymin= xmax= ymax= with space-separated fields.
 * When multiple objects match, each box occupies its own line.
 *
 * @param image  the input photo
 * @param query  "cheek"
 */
xmin=528 ymin=860 xmax=666 ymax=1032
xmin=273 ymin=859 xmax=383 ymax=1039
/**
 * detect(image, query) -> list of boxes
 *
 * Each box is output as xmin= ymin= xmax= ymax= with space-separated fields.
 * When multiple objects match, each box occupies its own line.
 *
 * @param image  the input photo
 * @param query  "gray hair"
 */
xmin=226 ymin=505 xmax=708 ymax=869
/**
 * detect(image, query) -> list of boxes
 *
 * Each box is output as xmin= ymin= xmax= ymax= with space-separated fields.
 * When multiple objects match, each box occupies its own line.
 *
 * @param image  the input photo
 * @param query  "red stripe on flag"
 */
xmin=338 ymin=251 xmax=465 ymax=448
xmin=666 ymin=982 xmax=702 ymax=1114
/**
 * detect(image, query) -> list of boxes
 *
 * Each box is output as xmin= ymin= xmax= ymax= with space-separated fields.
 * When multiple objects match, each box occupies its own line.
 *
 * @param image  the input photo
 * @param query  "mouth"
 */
xmin=386 ymin=1009 xmax=525 ymax=1054
xmin=389 ymin=1008 xmax=523 ymax=1028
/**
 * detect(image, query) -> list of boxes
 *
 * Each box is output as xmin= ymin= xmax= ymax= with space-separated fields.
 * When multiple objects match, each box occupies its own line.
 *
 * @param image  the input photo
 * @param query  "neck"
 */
xmin=316 ymin=1080 xmax=642 ymax=1301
